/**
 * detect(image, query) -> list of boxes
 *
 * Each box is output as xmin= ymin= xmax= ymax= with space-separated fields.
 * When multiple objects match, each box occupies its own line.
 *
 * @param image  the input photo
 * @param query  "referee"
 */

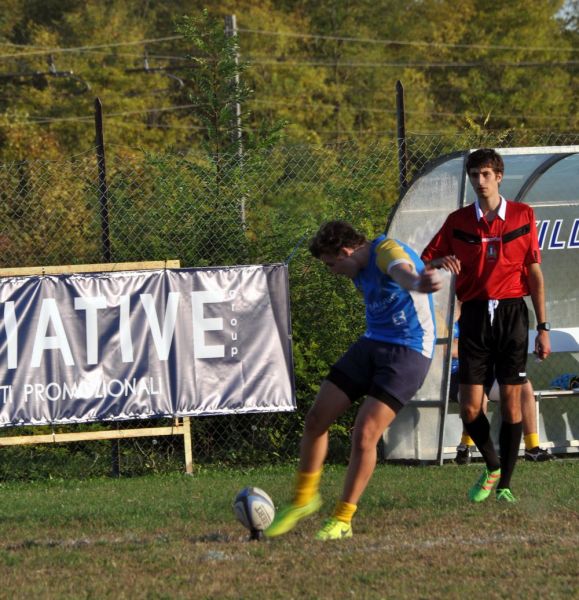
xmin=421 ymin=148 xmax=551 ymax=503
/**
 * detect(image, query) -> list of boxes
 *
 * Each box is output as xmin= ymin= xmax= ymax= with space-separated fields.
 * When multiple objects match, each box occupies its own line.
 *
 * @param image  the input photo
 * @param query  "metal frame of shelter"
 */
xmin=0 ymin=260 xmax=194 ymax=475
xmin=383 ymin=146 xmax=579 ymax=464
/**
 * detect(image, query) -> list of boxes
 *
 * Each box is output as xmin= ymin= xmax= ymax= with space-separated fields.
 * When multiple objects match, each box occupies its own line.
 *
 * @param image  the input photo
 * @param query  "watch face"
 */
xmin=538 ymin=322 xmax=551 ymax=331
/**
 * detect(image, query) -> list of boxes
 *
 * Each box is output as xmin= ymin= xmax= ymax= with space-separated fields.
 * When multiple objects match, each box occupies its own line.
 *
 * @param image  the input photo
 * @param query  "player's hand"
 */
xmin=431 ymin=255 xmax=461 ymax=274
xmin=534 ymin=330 xmax=551 ymax=361
xmin=416 ymin=265 xmax=443 ymax=293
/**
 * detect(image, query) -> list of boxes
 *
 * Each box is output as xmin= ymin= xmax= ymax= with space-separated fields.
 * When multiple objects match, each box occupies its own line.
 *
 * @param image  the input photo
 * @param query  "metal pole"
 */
xmin=224 ymin=15 xmax=243 ymax=162
xmin=435 ymin=154 xmax=469 ymax=465
xmin=224 ymin=14 xmax=245 ymax=227
xmin=94 ymin=97 xmax=118 ymax=476
xmin=94 ymin=97 xmax=111 ymax=262
xmin=396 ymin=80 xmax=409 ymax=197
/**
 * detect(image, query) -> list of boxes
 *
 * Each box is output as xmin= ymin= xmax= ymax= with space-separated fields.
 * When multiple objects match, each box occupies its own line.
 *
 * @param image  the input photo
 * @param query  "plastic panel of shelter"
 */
xmin=505 ymin=150 xmax=579 ymax=447
xmin=515 ymin=152 xmax=579 ymax=332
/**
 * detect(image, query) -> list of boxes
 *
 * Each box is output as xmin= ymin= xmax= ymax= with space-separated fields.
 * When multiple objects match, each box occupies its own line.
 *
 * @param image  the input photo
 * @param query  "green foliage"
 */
xmin=0 ymin=0 xmax=576 ymax=162
xmin=175 ymin=9 xmax=253 ymax=159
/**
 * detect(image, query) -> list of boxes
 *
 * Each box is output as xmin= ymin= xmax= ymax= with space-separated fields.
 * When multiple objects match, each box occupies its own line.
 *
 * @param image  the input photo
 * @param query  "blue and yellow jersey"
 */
xmin=353 ymin=235 xmax=436 ymax=358
xmin=451 ymin=321 xmax=460 ymax=374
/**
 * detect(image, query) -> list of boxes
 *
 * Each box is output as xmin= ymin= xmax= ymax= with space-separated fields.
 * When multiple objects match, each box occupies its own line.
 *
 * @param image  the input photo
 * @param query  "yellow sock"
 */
xmin=333 ymin=501 xmax=357 ymax=524
xmin=525 ymin=433 xmax=539 ymax=450
xmin=460 ymin=433 xmax=475 ymax=447
xmin=293 ymin=469 xmax=322 ymax=507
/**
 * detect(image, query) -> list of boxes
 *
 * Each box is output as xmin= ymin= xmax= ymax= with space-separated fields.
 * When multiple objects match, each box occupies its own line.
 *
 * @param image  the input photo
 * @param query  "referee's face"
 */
xmin=468 ymin=166 xmax=503 ymax=201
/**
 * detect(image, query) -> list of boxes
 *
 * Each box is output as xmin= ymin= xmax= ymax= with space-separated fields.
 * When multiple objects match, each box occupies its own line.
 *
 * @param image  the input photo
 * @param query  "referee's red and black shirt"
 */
xmin=421 ymin=197 xmax=541 ymax=302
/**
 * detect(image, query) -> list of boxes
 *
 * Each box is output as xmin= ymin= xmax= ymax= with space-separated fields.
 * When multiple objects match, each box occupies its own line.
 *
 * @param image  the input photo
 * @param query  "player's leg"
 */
xmin=265 ymin=379 xmax=352 ymax=538
xmin=316 ymin=343 xmax=431 ymax=540
xmin=342 ymin=395 xmax=398 ymax=504
xmin=456 ymin=426 xmax=475 ymax=464
xmin=267 ymin=338 xmax=374 ymax=538
xmin=450 ymin=371 xmax=474 ymax=464
xmin=522 ymin=381 xmax=554 ymax=461
xmin=295 ymin=379 xmax=352 ymax=498
xmin=315 ymin=396 xmax=398 ymax=541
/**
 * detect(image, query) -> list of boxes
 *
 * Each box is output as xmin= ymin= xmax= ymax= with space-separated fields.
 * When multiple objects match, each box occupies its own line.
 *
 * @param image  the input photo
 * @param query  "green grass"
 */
xmin=0 ymin=460 xmax=577 ymax=599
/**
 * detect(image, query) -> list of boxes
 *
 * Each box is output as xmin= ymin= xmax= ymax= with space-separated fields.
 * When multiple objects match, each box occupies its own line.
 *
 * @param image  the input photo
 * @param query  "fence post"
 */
xmin=94 ymin=98 xmax=119 ymax=475
xmin=224 ymin=14 xmax=246 ymax=227
xmin=94 ymin=97 xmax=111 ymax=263
xmin=396 ymin=80 xmax=409 ymax=197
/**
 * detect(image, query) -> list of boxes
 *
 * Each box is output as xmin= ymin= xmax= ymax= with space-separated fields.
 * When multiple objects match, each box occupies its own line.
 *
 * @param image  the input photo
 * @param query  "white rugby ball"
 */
xmin=233 ymin=486 xmax=275 ymax=531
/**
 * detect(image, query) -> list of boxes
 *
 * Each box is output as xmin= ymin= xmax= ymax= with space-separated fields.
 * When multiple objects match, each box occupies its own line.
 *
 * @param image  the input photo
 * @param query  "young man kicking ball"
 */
xmin=265 ymin=220 xmax=442 ymax=541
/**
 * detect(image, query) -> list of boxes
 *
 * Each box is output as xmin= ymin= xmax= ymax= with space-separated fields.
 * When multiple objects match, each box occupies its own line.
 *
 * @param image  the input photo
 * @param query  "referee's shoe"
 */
xmin=524 ymin=446 xmax=555 ymax=462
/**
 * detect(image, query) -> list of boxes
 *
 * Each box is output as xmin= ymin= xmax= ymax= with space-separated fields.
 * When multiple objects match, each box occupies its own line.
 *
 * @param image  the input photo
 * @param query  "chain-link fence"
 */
xmin=1 ymin=129 xmax=578 ymax=479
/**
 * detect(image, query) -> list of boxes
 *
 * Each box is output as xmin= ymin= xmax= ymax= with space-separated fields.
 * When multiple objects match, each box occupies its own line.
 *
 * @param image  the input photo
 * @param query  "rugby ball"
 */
xmin=233 ymin=486 xmax=275 ymax=532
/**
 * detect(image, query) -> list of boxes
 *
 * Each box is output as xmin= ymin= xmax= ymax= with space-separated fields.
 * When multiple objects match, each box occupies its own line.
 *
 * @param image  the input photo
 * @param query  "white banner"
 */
xmin=0 ymin=265 xmax=295 ymax=426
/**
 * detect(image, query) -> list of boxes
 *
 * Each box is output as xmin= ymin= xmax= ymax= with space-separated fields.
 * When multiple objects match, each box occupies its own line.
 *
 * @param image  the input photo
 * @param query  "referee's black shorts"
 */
xmin=458 ymin=298 xmax=529 ymax=386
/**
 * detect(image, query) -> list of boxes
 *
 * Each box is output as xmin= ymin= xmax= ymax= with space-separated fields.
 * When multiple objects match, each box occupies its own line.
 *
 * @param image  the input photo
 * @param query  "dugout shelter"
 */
xmin=382 ymin=146 xmax=579 ymax=463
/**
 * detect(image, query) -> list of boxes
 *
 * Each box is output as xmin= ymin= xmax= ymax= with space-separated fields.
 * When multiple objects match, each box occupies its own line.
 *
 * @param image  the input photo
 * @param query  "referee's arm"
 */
xmin=527 ymin=262 xmax=551 ymax=360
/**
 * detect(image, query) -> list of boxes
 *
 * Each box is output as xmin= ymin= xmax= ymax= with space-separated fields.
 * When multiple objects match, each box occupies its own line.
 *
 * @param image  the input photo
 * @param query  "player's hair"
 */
xmin=466 ymin=148 xmax=504 ymax=175
xmin=309 ymin=220 xmax=366 ymax=258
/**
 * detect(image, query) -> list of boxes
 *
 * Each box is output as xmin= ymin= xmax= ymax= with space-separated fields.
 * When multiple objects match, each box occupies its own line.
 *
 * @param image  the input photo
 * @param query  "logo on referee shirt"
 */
xmin=486 ymin=244 xmax=498 ymax=260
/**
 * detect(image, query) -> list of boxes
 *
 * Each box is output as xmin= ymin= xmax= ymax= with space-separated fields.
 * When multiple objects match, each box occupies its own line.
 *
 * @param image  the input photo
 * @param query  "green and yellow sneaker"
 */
xmin=496 ymin=488 xmax=517 ymax=503
xmin=468 ymin=467 xmax=501 ymax=502
xmin=264 ymin=494 xmax=322 ymax=538
xmin=315 ymin=518 xmax=353 ymax=541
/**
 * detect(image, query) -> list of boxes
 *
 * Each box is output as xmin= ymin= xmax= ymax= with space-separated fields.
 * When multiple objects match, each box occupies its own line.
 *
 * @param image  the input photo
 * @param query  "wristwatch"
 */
xmin=537 ymin=322 xmax=551 ymax=331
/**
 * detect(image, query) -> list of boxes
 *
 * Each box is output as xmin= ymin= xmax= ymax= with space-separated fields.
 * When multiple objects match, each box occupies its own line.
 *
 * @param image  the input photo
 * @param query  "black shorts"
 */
xmin=448 ymin=370 xmax=495 ymax=402
xmin=326 ymin=337 xmax=432 ymax=411
xmin=458 ymin=298 xmax=529 ymax=386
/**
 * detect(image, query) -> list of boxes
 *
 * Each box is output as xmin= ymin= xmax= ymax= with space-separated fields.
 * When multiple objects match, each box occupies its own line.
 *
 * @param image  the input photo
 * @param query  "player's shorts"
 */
xmin=326 ymin=337 xmax=432 ymax=412
xmin=458 ymin=297 xmax=528 ymax=386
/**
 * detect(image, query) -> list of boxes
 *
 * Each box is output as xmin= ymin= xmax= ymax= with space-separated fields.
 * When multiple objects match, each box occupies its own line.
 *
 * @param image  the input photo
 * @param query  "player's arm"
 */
xmin=527 ymin=262 xmax=551 ymax=360
xmin=390 ymin=262 xmax=443 ymax=294
xmin=376 ymin=239 xmax=441 ymax=293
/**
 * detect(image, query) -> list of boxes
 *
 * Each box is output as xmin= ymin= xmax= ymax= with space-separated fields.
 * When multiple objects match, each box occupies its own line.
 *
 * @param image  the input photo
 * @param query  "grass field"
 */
xmin=0 ymin=460 xmax=576 ymax=599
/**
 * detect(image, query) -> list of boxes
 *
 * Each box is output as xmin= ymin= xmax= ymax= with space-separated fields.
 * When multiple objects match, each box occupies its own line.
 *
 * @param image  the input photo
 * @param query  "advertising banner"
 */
xmin=0 ymin=265 xmax=295 ymax=427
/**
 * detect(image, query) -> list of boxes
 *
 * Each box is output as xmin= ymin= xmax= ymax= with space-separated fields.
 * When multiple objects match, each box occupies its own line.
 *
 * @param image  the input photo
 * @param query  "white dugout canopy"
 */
xmin=382 ymin=146 xmax=579 ymax=462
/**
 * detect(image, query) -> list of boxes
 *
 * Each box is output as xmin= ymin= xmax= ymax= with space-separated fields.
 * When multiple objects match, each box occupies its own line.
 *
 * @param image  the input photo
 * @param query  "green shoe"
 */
xmin=496 ymin=488 xmax=517 ymax=503
xmin=468 ymin=467 xmax=501 ymax=502
xmin=264 ymin=494 xmax=322 ymax=538
xmin=315 ymin=517 xmax=353 ymax=541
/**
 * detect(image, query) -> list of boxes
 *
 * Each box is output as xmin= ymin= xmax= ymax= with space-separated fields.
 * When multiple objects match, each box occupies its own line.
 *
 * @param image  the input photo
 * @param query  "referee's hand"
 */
xmin=534 ymin=330 xmax=551 ymax=361
xmin=430 ymin=255 xmax=461 ymax=274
